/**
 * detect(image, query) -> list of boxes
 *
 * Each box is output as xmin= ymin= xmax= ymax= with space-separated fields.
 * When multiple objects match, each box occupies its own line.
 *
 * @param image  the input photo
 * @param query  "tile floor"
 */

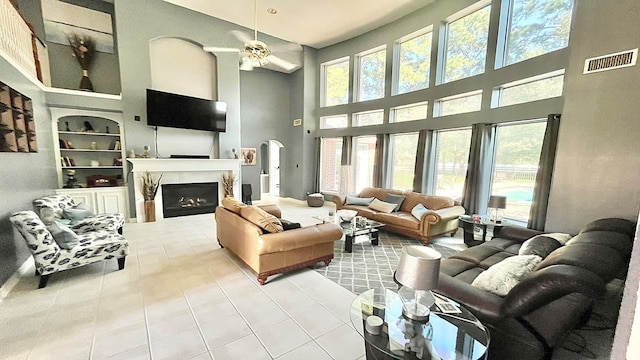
xmin=1 ymin=198 xmax=380 ymax=360
xmin=0 ymin=197 xmax=617 ymax=359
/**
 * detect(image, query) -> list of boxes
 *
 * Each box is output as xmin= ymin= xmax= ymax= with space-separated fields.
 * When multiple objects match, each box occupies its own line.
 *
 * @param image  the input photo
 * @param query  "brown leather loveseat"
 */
xmin=435 ymin=218 xmax=636 ymax=360
xmin=215 ymin=198 xmax=343 ymax=285
xmin=332 ymin=187 xmax=465 ymax=244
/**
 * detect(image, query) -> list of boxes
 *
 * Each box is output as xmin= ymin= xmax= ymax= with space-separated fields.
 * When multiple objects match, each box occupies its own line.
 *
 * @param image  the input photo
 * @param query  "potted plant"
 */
xmin=221 ymin=171 xmax=236 ymax=197
xmin=67 ymin=33 xmax=96 ymax=91
xmin=140 ymin=171 xmax=162 ymax=222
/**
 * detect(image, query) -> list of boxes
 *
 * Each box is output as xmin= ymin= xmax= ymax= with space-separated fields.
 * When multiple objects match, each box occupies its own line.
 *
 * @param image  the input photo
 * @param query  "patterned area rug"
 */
xmin=313 ymin=230 xmax=460 ymax=295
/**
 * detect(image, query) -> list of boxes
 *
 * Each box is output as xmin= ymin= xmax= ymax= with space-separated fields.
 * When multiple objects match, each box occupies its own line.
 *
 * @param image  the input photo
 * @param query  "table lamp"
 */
xmin=395 ymin=246 xmax=441 ymax=323
xmin=488 ymin=195 xmax=507 ymax=223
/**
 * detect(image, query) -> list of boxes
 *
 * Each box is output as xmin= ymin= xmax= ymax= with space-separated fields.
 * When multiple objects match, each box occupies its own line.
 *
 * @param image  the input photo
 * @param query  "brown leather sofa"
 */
xmin=332 ymin=187 xmax=465 ymax=244
xmin=435 ymin=218 xmax=636 ymax=360
xmin=215 ymin=202 xmax=343 ymax=285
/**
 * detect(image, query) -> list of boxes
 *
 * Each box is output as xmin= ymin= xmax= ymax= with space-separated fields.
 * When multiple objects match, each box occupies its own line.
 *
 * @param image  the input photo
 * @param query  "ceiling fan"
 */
xmin=203 ymin=0 xmax=301 ymax=72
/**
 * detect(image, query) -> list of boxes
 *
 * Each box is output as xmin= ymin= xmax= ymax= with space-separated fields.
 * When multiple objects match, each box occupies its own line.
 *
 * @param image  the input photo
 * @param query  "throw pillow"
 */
xmin=63 ymin=203 xmax=93 ymax=224
xmin=345 ymin=195 xmax=375 ymax=206
xmin=384 ymin=194 xmax=406 ymax=212
xmin=519 ymin=235 xmax=562 ymax=258
xmin=542 ymin=232 xmax=573 ymax=245
xmin=411 ymin=203 xmax=430 ymax=221
xmin=47 ymin=221 xmax=80 ymax=250
xmin=368 ymin=198 xmax=397 ymax=213
xmin=240 ymin=206 xmax=284 ymax=233
xmin=222 ymin=196 xmax=246 ymax=214
xmin=280 ymin=219 xmax=302 ymax=231
xmin=471 ymin=255 xmax=542 ymax=296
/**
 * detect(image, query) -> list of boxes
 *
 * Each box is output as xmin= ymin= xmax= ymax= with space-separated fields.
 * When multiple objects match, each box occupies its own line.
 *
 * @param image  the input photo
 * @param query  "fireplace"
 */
xmin=161 ymin=182 xmax=218 ymax=218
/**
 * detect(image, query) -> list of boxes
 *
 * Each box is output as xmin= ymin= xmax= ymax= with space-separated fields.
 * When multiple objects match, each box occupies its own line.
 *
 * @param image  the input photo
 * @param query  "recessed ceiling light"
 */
xmin=267 ymin=8 xmax=277 ymax=14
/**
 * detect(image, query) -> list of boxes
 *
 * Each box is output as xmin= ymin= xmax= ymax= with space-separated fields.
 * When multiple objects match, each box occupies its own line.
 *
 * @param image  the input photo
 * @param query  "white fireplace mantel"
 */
xmin=128 ymin=158 xmax=241 ymax=222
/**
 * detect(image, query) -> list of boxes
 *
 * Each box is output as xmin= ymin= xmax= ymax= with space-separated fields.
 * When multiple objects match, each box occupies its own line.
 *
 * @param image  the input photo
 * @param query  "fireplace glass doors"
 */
xmin=161 ymin=182 xmax=218 ymax=218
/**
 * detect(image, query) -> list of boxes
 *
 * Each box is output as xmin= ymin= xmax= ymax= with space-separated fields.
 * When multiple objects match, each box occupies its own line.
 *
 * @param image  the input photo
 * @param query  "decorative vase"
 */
xmin=79 ymin=69 xmax=94 ymax=92
xmin=144 ymin=200 xmax=156 ymax=222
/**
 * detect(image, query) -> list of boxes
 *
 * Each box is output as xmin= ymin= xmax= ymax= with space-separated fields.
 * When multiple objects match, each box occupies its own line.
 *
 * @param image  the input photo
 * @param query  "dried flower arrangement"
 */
xmin=67 ymin=33 xmax=96 ymax=91
xmin=140 ymin=171 xmax=162 ymax=201
xmin=221 ymin=171 xmax=236 ymax=197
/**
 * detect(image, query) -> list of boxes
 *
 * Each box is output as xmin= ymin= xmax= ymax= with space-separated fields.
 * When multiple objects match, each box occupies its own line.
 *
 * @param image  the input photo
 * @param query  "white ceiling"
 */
xmin=163 ymin=0 xmax=435 ymax=49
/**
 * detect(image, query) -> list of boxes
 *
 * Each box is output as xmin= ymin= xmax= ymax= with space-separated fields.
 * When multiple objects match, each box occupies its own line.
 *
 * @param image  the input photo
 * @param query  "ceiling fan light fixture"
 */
xmin=241 ymin=40 xmax=271 ymax=68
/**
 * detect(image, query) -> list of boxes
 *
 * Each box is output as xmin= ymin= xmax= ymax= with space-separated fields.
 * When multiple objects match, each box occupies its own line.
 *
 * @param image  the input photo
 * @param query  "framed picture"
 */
xmin=241 ymin=148 xmax=257 ymax=166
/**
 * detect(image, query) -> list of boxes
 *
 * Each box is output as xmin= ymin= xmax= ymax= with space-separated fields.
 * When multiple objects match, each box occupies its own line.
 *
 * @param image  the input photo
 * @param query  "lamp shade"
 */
xmin=488 ymin=195 xmax=507 ymax=209
xmin=395 ymin=246 xmax=441 ymax=291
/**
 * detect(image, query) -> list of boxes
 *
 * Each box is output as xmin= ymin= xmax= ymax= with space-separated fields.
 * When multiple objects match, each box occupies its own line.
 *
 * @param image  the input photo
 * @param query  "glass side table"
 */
xmin=350 ymin=288 xmax=489 ymax=360
xmin=458 ymin=215 xmax=507 ymax=247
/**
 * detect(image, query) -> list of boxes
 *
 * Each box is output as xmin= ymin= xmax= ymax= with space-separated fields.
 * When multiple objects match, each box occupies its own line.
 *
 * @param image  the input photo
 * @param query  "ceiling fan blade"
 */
xmin=230 ymin=30 xmax=253 ymax=44
xmin=268 ymin=42 xmax=303 ymax=54
xmin=267 ymin=55 xmax=298 ymax=72
xmin=203 ymin=46 xmax=240 ymax=53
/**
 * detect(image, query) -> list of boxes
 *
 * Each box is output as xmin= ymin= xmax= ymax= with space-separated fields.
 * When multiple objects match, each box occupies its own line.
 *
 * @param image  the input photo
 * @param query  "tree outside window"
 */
xmin=357 ymin=48 xmax=386 ymax=101
xmin=443 ymin=5 xmax=491 ymax=83
xmin=491 ymin=121 xmax=546 ymax=222
xmin=391 ymin=133 xmax=419 ymax=190
xmin=504 ymin=0 xmax=574 ymax=66
xmin=397 ymin=32 xmax=432 ymax=94
xmin=434 ymin=129 xmax=472 ymax=199
xmin=323 ymin=58 xmax=349 ymax=107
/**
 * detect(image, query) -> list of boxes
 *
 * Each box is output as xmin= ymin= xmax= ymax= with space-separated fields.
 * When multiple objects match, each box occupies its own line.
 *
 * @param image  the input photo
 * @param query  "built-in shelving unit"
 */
xmin=0 ymin=81 xmax=37 ymax=152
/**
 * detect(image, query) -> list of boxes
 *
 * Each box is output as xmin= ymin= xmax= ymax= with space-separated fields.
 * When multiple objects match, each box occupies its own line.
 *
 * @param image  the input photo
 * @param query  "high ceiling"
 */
xmin=163 ymin=0 xmax=435 ymax=49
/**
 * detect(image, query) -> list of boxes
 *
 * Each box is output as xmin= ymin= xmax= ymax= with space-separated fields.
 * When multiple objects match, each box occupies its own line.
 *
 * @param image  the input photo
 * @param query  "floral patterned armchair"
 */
xmin=10 ymin=196 xmax=129 ymax=288
xmin=33 ymin=194 xmax=124 ymax=234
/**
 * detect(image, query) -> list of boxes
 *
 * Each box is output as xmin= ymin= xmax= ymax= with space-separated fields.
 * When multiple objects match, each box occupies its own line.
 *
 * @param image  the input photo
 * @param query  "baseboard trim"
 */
xmin=0 ymin=257 xmax=34 ymax=302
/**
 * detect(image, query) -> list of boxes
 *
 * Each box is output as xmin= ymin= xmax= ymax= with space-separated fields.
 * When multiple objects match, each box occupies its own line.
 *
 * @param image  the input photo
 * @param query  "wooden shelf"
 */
xmin=60 ymin=149 xmax=121 ymax=153
xmin=58 ymin=131 xmax=120 ymax=137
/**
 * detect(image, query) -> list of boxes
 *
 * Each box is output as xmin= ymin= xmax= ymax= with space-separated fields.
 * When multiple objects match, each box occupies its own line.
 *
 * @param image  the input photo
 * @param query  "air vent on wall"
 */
xmin=583 ymin=48 xmax=637 ymax=74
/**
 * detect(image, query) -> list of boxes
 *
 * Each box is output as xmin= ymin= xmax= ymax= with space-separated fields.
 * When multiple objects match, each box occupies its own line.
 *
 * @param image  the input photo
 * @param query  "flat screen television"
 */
xmin=146 ymin=89 xmax=227 ymax=132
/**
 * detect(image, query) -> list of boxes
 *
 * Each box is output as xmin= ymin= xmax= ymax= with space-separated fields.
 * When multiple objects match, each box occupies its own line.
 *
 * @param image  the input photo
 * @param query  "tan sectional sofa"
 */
xmin=332 ymin=187 xmax=465 ymax=244
xmin=215 ymin=200 xmax=343 ymax=285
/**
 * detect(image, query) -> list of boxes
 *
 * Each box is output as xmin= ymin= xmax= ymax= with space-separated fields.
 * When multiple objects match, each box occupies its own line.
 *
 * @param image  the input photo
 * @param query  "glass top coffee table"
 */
xmin=350 ymin=288 xmax=489 ymax=360
xmin=313 ymin=215 xmax=385 ymax=253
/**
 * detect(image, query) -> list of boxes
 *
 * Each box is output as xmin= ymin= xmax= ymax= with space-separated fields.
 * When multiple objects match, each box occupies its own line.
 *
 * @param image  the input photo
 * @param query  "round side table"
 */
xmin=350 ymin=288 xmax=489 ymax=360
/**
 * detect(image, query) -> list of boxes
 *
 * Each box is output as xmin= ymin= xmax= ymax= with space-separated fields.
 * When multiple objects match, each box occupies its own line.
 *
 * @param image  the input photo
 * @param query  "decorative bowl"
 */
xmin=337 ymin=209 xmax=358 ymax=222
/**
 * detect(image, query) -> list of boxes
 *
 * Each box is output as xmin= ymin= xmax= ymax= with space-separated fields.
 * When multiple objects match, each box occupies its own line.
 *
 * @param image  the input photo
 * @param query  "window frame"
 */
xmin=391 ymin=102 xmax=429 ymax=123
xmin=354 ymin=45 xmax=387 ymax=102
xmin=353 ymin=109 xmax=384 ymax=127
xmin=320 ymin=56 xmax=350 ymax=108
xmin=392 ymin=26 xmax=434 ymax=96
xmin=320 ymin=114 xmax=349 ymax=129
xmin=319 ymin=137 xmax=344 ymax=193
xmin=437 ymin=0 xmax=492 ymax=85
xmin=492 ymin=69 xmax=565 ymax=108
xmin=433 ymin=90 xmax=483 ymax=117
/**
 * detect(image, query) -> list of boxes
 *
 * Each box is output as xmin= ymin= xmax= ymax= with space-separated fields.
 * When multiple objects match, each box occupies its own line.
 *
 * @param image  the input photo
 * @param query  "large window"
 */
xmin=442 ymin=4 xmax=491 ymax=83
xmin=357 ymin=47 xmax=386 ymax=102
xmin=354 ymin=136 xmax=377 ymax=192
xmin=495 ymin=71 xmax=565 ymax=107
xmin=434 ymin=128 xmax=472 ymax=199
xmin=390 ymin=133 xmax=419 ymax=190
xmin=320 ymin=137 xmax=343 ymax=192
xmin=395 ymin=30 xmax=432 ymax=95
xmin=353 ymin=110 xmax=384 ymax=127
xmin=503 ymin=0 xmax=574 ymax=66
xmin=490 ymin=121 xmax=546 ymax=222
xmin=392 ymin=102 xmax=428 ymax=123
xmin=320 ymin=114 xmax=349 ymax=129
xmin=435 ymin=91 xmax=482 ymax=117
xmin=321 ymin=57 xmax=349 ymax=107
